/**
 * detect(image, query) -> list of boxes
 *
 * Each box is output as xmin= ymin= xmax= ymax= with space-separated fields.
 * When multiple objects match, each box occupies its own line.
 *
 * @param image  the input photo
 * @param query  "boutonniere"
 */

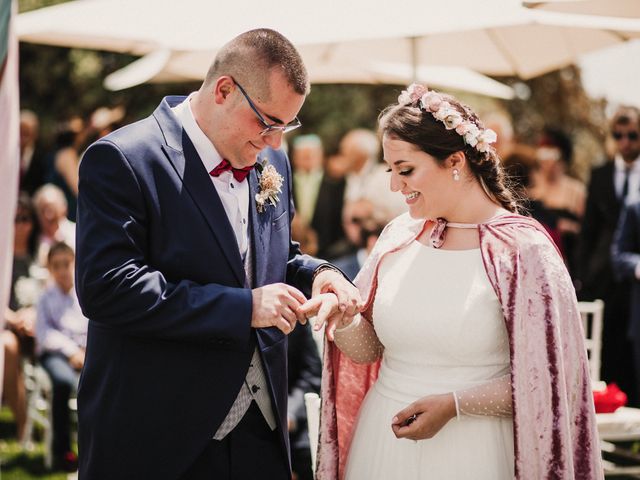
xmin=255 ymin=158 xmax=283 ymax=213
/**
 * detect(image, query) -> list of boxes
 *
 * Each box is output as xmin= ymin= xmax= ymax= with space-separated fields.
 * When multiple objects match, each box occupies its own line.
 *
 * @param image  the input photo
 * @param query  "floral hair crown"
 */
xmin=398 ymin=83 xmax=497 ymax=153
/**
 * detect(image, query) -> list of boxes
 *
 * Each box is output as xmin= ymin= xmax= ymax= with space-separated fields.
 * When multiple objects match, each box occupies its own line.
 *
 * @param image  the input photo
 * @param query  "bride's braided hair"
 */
xmin=378 ymin=86 xmax=520 ymax=213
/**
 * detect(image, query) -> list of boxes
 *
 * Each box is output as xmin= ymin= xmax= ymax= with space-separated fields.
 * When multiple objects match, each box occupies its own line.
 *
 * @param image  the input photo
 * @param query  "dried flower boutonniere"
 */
xmin=255 ymin=158 xmax=284 ymax=213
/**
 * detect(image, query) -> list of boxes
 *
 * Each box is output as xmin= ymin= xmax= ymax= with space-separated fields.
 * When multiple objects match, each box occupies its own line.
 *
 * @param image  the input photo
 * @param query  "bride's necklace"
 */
xmin=428 ymin=218 xmax=478 ymax=248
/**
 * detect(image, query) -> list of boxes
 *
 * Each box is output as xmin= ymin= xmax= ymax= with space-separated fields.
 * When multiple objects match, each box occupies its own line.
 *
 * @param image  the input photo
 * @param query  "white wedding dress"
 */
xmin=343 ymin=241 xmax=514 ymax=479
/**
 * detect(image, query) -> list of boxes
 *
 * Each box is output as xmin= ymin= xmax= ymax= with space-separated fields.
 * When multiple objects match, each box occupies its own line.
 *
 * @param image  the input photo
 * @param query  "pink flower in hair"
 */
xmin=475 ymin=129 xmax=498 ymax=152
xmin=433 ymin=103 xmax=454 ymax=121
xmin=464 ymin=125 xmax=481 ymax=147
xmin=398 ymin=83 xmax=428 ymax=104
xmin=443 ymin=112 xmax=464 ymax=130
xmin=455 ymin=123 xmax=473 ymax=135
xmin=421 ymin=91 xmax=443 ymax=112
xmin=407 ymin=83 xmax=427 ymax=101
xmin=478 ymin=128 xmax=497 ymax=144
xmin=398 ymin=90 xmax=412 ymax=105
xmin=396 ymin=83 xmax=498 ymax=153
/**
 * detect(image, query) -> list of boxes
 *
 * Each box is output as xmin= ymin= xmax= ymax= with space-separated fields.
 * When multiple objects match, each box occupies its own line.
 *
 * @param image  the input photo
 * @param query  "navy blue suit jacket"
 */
xmin=612 ymin=201 xmax=640 ymax=341
xmin=75 ymin=97 xmax=324 ymax=479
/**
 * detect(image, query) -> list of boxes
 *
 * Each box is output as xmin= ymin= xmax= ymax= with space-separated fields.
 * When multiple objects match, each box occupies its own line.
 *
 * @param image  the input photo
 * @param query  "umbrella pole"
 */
xmin=410 ymin=36 xmax=418 ymax=82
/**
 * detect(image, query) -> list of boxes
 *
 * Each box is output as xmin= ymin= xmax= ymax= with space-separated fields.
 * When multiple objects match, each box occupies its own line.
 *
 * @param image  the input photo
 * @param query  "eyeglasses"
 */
xmin=233 ymin=79 xmax=302 ymax=136
xmin=613 ymin=131 xmax=640 ymax=142
xmin=14 ymin=215 xmax=32 ymax=224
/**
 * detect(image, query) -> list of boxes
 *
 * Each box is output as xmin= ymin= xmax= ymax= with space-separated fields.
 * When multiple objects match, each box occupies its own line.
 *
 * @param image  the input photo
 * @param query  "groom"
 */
xmin=75 ymin=28 xmax=359 ymax=479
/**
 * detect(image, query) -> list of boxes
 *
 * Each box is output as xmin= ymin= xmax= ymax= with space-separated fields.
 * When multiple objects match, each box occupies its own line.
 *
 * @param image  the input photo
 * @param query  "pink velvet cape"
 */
xmin=317 ymin=213 xmax=603 ymax=480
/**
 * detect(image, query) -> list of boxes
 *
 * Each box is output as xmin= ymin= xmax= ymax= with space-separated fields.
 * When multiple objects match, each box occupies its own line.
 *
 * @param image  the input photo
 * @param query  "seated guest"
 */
xmin=3 ymin=193 xmax=40 ymax=442
xmin=36 ymin=242 xmax=87 ymax=471
xmin=33 ymin=184 xmax=75 ymax=267
xmin=333 ymin=199 xmax=390 ymax=280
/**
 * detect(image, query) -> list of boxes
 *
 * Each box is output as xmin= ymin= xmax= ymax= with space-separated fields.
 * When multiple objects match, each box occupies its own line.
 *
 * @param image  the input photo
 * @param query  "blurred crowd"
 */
xmin=4 ymin=103 xmax=640 ymax=476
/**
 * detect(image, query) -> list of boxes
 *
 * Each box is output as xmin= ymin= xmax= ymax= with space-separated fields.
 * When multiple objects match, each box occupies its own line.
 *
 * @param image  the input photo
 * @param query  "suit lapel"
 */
xmin=155 ymin=98 xmax=245 ymax=285
xmin=249 ymin=168 xmax=269 ymax=288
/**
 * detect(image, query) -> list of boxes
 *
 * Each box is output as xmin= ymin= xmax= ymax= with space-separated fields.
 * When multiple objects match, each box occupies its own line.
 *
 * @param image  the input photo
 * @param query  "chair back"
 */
xmin=578 ymin=299 xmax=605 ymax=382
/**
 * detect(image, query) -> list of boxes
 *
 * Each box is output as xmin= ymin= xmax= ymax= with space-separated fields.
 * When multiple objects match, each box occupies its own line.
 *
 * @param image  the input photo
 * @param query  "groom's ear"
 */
xmin=213 ymin=76 xmax=234 ymax=104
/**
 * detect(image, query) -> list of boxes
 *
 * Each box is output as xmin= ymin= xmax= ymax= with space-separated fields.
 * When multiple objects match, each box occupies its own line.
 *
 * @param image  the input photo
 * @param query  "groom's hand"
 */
xmin=251 ymin=283 xmax=307 ymax=334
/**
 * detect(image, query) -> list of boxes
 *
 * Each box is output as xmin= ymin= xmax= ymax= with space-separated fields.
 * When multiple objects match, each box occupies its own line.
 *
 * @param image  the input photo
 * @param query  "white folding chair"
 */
xmin=578 ymin=299 xmax=604 ymax=384
xmin=22 ymin=359 xmax=78 ymax=470
xmin=22 ymin=359 xmax=54 ymax=468
xmin=304 ymin=392 xmax=321 ymax=476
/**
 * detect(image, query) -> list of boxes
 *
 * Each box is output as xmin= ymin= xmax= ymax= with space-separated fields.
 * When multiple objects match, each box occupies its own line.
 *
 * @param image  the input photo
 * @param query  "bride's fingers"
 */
xmin=392 ymin=404 xmax=418 ymax=427
xmin=325 ymin=311 xmax=346 ymax=342
xmin=317 ymin=299 xmax=339 ymax=336
xmin=298 ymin=296 xmax=324 ymax=321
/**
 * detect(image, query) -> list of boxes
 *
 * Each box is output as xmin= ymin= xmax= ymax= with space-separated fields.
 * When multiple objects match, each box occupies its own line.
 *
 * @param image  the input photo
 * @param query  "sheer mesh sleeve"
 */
xmin=333 ymin=314 xmax=384 ymax=364
xmin=453 ymin=374 xmax=512 ymax=418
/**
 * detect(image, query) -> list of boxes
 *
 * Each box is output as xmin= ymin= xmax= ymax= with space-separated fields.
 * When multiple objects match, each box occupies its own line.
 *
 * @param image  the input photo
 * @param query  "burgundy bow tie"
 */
xmin=209 ymin=159 xmax=255 ymax=182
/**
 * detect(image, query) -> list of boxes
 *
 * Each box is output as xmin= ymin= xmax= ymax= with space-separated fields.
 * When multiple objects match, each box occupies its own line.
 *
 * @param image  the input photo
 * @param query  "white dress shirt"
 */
xmin=172 ymin=96 xmax=277 ymax=437
xmin=614 ymin=153 xmax=640 ymax=206
xmin=172 ymin=94 xmax=250 ymax=259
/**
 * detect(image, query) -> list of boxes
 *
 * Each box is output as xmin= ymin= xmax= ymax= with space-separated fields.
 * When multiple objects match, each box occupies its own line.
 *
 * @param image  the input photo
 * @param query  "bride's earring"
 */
xmin=452 ymin=168 xmax=460 ymax=181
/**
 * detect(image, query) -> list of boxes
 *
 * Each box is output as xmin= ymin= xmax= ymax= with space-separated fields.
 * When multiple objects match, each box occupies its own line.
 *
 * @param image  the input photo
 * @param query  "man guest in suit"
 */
xmin=75 ymin=29 xmax=360 ymax=480
xmin=19 ymin=110 xmax=47 ymax=195
xmin=612 ymin=198 xmax=640 ymax=402
xmin=291 ymin=134 xmax=345 ymax=259
xmin=577 ymin=105 xmax=640 ymax=405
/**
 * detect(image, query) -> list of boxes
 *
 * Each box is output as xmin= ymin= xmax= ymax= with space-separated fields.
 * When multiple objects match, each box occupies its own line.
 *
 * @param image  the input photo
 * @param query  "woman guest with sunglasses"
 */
xmin=305 ymin=84 xmax=601 ymax=479
xmin=75 ymin=28 xmax=359 ymax=480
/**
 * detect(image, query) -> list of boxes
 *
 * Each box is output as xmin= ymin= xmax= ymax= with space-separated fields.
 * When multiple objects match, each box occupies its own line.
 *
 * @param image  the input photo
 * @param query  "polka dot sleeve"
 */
xmin=454 ymin=374 xmax=512 ymax=418
xmin=333 ymin=314 xmax=384 ymax=364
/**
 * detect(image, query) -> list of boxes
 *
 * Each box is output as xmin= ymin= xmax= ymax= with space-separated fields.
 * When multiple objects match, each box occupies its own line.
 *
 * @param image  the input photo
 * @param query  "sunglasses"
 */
xmin=232 ymin=79 xmax=302 ymax=136
xmin=14 ymin=215 xmax=32 ymax=224
xmin=613 ymin=131 xmax=640 ymax=141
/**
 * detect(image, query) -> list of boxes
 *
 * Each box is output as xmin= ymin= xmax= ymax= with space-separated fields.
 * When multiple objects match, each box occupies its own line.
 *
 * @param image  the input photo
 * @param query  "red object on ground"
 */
xmin=593 ymin=383 xmax=627 ymax=413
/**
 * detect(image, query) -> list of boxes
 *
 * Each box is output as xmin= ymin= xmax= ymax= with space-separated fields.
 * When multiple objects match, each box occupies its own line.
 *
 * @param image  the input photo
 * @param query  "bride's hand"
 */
xmin=391 ymin=393 xmax=457 ymax=441
xmin=299 ymin=293 xmax=356 ymax=341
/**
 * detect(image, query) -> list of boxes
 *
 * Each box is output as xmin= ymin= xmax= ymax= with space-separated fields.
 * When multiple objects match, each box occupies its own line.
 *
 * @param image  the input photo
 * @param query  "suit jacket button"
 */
xmin=251 ymin=385 xmax=260 ymax=394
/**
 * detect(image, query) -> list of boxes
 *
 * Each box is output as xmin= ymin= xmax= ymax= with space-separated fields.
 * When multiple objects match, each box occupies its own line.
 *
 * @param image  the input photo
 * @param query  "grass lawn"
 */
xmin=0 ymin=407 xmax=73 ymax=479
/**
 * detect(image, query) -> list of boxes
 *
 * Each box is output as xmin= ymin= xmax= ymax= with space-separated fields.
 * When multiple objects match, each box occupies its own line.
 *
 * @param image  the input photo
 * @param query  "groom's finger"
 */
xmin=289 ymin=304 xmax=307 ymax=325
xmin=285 ymin=285 xmax=307 ymax=305
xmin=298 ymin=296 xmax=323 ymax=319
xmin=275 ymin=317 xmax=293 ymax=335
xmin=281 ymin=307 xmax=298 ymax=331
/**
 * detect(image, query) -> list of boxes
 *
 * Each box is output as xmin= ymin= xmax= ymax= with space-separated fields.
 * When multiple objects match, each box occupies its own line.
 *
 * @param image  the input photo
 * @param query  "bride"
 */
xmin=304 ymin=84 xmax=602 ymax=480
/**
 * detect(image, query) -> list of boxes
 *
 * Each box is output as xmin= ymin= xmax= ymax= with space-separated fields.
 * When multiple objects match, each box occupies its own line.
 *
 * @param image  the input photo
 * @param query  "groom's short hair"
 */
xmin=204 ymin=28 xmax=309 ymax=98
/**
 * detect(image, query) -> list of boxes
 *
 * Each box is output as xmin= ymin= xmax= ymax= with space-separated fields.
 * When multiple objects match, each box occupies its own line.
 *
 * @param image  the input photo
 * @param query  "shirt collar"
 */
xmin=172 ymin=93 xmax=224 ymax=172
xmin=615 ymin=153 xmax=640 ymax=172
